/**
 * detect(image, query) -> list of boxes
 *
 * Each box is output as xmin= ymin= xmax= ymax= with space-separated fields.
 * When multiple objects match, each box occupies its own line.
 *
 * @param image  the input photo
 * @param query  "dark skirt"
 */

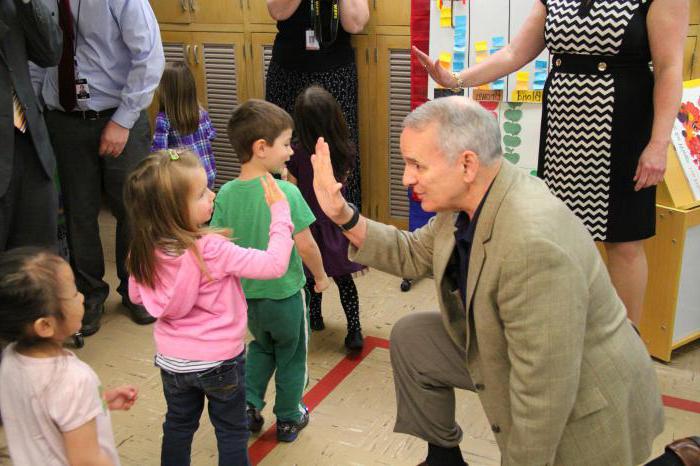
xmin=265 ymin=60 xmax=362 ymax=210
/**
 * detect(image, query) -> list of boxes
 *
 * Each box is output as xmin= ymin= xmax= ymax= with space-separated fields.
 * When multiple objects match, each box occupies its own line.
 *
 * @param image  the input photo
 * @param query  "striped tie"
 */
xmin=12 ymin=90 xmax=27 ymax=133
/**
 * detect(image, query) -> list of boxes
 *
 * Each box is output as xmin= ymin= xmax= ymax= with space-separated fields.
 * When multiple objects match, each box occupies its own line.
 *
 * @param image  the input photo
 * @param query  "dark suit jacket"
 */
xmin=0 ymin=0 xmax=61 ymax=196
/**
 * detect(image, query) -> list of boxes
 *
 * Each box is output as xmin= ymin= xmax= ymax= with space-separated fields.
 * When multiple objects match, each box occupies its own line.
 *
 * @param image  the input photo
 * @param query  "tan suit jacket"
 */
xmin=351 ymin=161 xmax=663 ymax=465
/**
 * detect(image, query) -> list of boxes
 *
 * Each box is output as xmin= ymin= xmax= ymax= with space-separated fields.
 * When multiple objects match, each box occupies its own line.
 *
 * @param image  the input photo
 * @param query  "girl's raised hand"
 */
xmin=104 ymin=385 xmax=138 ymax=411
xmin=261 ymin=172 xmax=288 ymax=206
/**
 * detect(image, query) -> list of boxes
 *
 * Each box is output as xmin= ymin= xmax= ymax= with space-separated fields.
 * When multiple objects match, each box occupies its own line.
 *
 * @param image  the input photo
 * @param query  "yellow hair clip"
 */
xmin=168 ymin=149 xmax=180 ymax=161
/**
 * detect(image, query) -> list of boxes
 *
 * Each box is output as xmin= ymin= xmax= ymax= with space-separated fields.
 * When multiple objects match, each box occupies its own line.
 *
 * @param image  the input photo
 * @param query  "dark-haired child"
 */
xmin=0 ymin=247 xmax=137 ymax=466
xmin=287 ymin=85 xmax=367 ymax=351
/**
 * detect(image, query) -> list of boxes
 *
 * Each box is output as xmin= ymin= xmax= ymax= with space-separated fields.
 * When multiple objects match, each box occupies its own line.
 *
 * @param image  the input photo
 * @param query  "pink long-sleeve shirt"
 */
xmin=129 ymin=201 xmax=294 ymax=361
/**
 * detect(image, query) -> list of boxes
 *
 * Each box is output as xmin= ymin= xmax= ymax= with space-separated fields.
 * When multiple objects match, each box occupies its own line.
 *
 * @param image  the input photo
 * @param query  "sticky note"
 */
xmin=534 ymin=70 xmax=547 ymax=80
xmin=453 ymin=61 xmax=464 ymax=72
xmin=475 ymin=52 xmax=488 ymax=64
xmin=439 ymin=52 xmax=452 ymax=69
xmin=440 ymin=6 xmax=452 ymax=27
xmin=533 ymin=81 xmax=545 ymax=90
xmin=535 ymin=59 xmax=548 ymax=70
xmin=491 ymin=79 xmax=505 ymax=90
xmin=516 ymin=71 xmax=530 ymax=82
xmin=453 ymin=50 xmax=465 ymax=61
xmin=491 ymin=36 xmax=505 ymax=48
xmin=474 ymin=41 xmax=488 ymax=52
xmin=490 ymin=48 xmax=502 ymax=55
xmin=454 ymin=16 xmax=466 ymax=28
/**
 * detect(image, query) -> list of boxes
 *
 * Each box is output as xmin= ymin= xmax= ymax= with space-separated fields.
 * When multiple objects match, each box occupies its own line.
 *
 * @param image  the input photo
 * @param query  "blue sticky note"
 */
xmin=490 ymin=47 xmax=502 ymax=55
xmin=491 ymin=36 xmax=505 ymax=47
xmin=453 ymin=61 xmax=464 ymax=72
xmin=453 ymin=45 xmax=466 ymax=54
xmin=454 ymin=16 xmax=466 ymax=28
xmin=534 ymin=70 xmax=547 ymax=80
xmin=533 ymin=80 xmax=545 ymax=90
xmin=453 ymin=51 xmax=465 ymax=61
xmin=535 ymin=59 xmax=548 ymax=70
xmin=491 ymin=79 xmax=505 ymax=90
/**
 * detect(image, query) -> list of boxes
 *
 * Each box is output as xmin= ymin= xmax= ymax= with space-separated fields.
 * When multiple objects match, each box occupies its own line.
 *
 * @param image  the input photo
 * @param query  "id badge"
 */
xmin=75 ymin=78 xmax=91 ymax=102
xmin=305 ymin=29 xmax=320 ymax=51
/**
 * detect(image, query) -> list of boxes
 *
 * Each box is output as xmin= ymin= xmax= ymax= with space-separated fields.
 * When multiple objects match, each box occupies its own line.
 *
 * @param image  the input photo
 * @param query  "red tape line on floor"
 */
xmin=249 ymin=336 xmax=697 ymax=465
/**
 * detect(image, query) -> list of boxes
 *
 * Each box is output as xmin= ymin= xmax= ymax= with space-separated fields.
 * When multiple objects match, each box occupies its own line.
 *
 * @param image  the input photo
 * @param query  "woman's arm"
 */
xmin=267 ymin=0 xmax=303 ymax=21
xmin=413 ymin=1 xmax=547 ymax=89
xmin=634 ymin=0 xmax=688 ymax=191
xmin=340 ymin=0 xmax=370 ymax=34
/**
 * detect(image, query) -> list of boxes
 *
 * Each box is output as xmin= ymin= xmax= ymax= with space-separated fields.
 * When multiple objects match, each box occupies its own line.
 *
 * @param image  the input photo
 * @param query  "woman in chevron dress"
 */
xmin=413 ymin=0 xmax=687 ymax=325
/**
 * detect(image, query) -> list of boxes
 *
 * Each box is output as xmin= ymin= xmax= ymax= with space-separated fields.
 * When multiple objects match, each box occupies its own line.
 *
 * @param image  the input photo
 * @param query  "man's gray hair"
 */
xmin=403 ymin=96 xmax=502 ymax=165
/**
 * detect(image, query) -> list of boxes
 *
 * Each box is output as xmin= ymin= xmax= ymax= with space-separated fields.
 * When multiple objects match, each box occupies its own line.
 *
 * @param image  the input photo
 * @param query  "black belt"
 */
xmin=65 ymin=108 xmax=118 ymax=120
xmin=551 ymin=53 xmax=650 ymax=74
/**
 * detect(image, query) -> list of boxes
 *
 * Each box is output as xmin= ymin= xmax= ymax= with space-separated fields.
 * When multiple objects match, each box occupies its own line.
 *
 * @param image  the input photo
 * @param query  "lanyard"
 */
xmin=310 ymin=0 xmax=339 ymax=48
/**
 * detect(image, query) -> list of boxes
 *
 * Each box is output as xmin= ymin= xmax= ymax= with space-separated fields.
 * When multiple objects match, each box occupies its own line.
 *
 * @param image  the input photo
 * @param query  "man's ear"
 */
xmin=32 ymin=317 xmax=56 ymax=339
xmin=459 ymin=150 xmax=480 ymax=183
xmin=251 ymin=139 xmax=268 ymax=158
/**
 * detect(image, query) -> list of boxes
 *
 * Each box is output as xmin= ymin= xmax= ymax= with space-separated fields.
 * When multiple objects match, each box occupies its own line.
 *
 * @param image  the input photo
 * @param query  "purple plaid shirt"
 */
xmin=151 ymin=110 xmax=217 ymax=188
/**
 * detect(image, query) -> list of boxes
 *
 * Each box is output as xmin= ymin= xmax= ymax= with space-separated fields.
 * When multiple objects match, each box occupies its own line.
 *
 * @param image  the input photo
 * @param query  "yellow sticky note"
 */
xmin=440 ymin=6 xmax=452 ymax=27
xmin=439 ymin=52 xmax=452 ymax=69
xmin=475 ymin=50 xmax=488 ymax=64
xmin=516 ymin=71 xmax=530 ymax=82
xmin=474 ymin=41 xmax=488 ymax=53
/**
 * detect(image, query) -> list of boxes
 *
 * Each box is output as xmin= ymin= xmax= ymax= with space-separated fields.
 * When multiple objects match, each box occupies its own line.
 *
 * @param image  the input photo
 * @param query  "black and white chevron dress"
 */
xmin=538 ymin=0 xmax=655 ymax=242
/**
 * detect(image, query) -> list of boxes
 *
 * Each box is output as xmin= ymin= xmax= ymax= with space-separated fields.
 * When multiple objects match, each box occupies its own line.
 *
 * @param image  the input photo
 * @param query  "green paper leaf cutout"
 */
xmin=530 ymin=169 xmax=538 ymax=176
xmin=504 ymin=109 xmax=523 ymax=121
xmin=508 ymin=102 xmax=523 ymax=109
xmin=503 ymin=121 xmax=521 ymax=135
xmin=503 ymin=135 xmax=521 ymax=147
xmin=504 ymin=152 xmax=520 ymax=164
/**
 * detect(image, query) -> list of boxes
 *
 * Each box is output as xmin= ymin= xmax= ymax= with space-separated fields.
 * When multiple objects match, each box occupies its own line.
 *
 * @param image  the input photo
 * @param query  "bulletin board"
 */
xmin=425 ymin=0 xmax=548 ymax=173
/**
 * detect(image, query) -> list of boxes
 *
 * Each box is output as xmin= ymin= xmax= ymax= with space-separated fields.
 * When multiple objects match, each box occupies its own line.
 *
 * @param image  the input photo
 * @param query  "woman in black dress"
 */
xmin=414 ymin=0 xmax=688 ymax=325
xmin=265 ymin=0 xmax=369 ymax=210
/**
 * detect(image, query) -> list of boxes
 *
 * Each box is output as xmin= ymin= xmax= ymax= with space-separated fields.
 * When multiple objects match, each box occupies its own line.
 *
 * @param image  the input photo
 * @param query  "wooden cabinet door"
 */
xmin=247 ymin=0 xmax=276 ymax=24
xmin=372 ymin=0 xmax=410 ymax=27
xmin=373 ymin=35 xmax=411 ymax=229
xmin=351 ymin=35 xmax=373 ymax=216
xmin=192 ymin=32 xmax=248 ymax=186
xmin=249 ymin=33 xmax=277 ymax=99
xmin=190 ymin=0 xmax=244 ymax=24
xmin=149 ymin=0 xmax=191 ymax=23
xmin=684 ymin=35 xmax=698 ymax=80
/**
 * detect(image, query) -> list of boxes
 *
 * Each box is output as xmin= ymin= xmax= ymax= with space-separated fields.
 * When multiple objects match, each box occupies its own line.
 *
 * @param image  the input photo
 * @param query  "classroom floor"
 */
xmin=1 ymin=212 xmax=699 ymax=466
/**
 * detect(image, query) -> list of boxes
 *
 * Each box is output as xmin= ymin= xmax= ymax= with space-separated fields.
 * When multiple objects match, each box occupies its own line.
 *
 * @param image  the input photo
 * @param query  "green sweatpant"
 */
xmin=245 ymin=289 xmax=309 ymax=423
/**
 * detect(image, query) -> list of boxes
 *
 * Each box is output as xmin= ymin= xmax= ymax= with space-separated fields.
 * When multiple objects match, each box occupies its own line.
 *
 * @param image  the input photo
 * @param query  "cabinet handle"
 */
xmin=373 ymin=0 xmax=376 ymax=9
xmin=247 ymin=0 xmax=251 ymax=9
xmin=249 ymin=42 xmax=253 ymax=60
xmin=184 ymin=45 xmax=191 ymax=64
xmin=180 ymin=0 xmax=187 ymax=11
xmin=242 ymin=43 xmax=246 ymax=61
xmin=374 ymin=48 xmax=378 ymax=63
xmin=193 ymin=45 xmax=199 ymax=64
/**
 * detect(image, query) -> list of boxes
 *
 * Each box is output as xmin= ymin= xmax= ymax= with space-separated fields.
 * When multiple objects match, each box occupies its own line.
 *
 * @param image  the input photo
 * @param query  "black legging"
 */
xmin=307 ymin=274 xmax=360 ymax=332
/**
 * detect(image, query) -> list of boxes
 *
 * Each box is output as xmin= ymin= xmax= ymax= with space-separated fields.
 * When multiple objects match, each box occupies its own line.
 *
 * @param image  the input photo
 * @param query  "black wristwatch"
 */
xmin=338 ymin=202 xmax=360 ymax=232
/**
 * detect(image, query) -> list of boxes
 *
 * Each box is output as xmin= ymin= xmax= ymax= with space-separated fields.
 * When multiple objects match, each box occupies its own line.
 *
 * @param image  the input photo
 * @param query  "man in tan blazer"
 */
xmin=310 ymin=96 xmax=664 ymax=466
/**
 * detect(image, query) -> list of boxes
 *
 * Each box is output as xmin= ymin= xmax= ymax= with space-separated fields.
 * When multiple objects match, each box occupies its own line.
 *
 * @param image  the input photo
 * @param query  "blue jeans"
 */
xmin=160 ymin=351 xmax=250 ymax=466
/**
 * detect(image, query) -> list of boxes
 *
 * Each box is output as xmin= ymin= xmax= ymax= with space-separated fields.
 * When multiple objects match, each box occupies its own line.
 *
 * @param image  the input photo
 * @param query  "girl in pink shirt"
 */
xmin=124 ymin=149 xmax=294 ymax=466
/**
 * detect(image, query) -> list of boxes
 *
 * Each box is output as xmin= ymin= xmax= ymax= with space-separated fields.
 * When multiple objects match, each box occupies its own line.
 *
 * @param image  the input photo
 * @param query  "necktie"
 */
xmin=12 ymin=90 xmax=27 ymax=133
xmin=57 ymin=0 xmax=77 ymax=112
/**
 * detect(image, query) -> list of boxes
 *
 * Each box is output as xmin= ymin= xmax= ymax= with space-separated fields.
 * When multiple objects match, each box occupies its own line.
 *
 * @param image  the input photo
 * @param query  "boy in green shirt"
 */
xmin=211 ymin=99 xmax=329 ymax=443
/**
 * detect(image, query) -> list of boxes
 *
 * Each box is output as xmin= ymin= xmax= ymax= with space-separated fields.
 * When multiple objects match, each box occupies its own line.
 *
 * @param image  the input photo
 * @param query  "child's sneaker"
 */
xmin=310 ymin=315 xmax=325 ymax=331
xmin=247 ymin=406 xmax=264 ymax=433
xmin=344 ymin=329 xmax=364 ymax=351
xmin=276 ymin=408 xmax=309 ymax=442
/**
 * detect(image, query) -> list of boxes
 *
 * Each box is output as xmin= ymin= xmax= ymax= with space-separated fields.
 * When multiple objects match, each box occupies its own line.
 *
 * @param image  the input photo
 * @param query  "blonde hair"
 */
xmin=124 ymin=149 xmax=224 ymax=288
xmin=156 ymin=62 xmax=200 ymax=135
